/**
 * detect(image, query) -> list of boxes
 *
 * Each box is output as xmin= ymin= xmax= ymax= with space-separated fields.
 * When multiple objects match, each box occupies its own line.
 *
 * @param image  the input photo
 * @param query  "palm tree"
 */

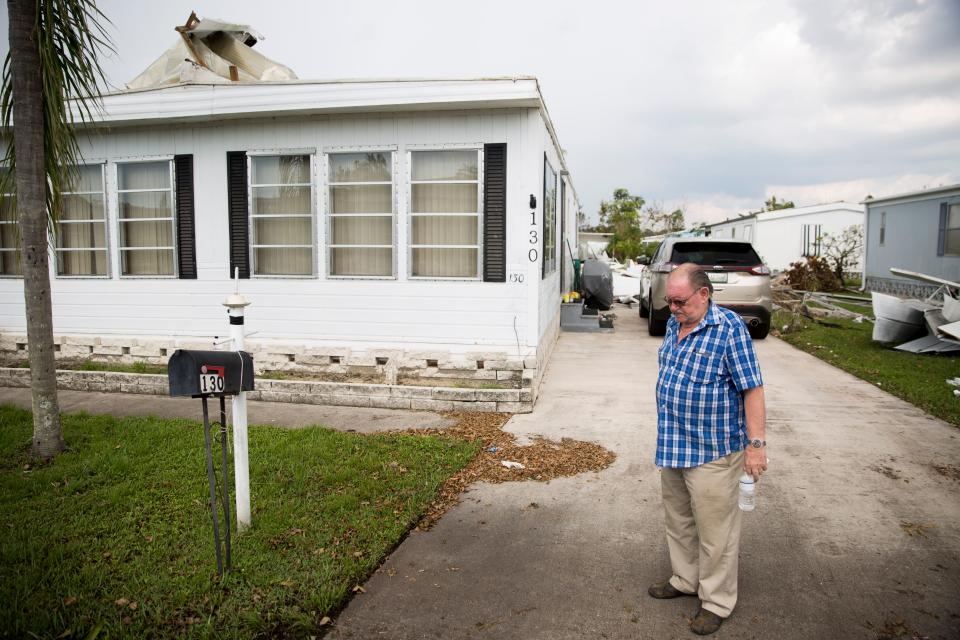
xmin=2 ymin=0 xmax=111 ymax=458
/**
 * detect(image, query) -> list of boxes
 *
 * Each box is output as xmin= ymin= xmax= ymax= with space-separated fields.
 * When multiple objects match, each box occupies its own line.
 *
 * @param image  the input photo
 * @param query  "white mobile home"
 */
xmin=706 ymin=202 xmax=864 ymax=272
xmin=0 ymin=77 xmax=580 ymax=411
xmin=863 ymin=184 xmax=960 ymax=297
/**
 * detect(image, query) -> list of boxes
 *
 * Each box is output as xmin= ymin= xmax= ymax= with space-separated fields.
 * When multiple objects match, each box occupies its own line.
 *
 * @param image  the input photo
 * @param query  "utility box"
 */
xmin=168 ymin=349 xmax=255 ymax=397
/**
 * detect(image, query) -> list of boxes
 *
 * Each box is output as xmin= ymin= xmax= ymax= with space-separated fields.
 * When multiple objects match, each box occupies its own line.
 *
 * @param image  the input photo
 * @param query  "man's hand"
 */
xmin=742 ymin=386 xmax=767 ymax=481
xmin=744 ymin=445 xmax=767 ymax=481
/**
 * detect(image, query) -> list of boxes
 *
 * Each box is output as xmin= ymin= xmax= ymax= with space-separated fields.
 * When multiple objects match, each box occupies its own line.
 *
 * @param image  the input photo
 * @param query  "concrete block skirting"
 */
xmin=865 ymin=276 xmax=939 ymax=299
xmin=0 ymin=368 xmax=533 ymax=413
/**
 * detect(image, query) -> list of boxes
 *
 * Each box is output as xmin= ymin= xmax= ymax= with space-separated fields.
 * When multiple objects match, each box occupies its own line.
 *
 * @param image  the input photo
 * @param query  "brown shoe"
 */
xmin=647 ymin=581 xmax=695 ymax=599
xmin=690 ymin=607 xmax=724 ymax=635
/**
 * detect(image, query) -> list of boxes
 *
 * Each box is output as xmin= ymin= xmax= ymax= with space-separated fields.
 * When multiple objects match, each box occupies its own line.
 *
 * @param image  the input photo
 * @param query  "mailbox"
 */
xmin=168 ymin=349 xmax=255 ymax=397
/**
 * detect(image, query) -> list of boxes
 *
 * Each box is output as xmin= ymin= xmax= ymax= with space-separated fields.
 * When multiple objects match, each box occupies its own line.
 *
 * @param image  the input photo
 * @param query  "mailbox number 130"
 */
xmin=200 ymin=365 xmax=225 ymax=394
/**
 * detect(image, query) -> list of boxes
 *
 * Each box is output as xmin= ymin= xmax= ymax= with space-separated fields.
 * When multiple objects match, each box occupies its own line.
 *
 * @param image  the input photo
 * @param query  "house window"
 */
xmin=802 ymin=223 xmax=822 ymax=257
xmin=542 ymin=157 xmax=557 ymax=277
xmin=945 ymin=204 xmax=960 ymax=255
xmin=879 ymin=211 xmax=886 ymax=246
xmin=409 ymin=149 xmax=480 ymax=278
xmin=0 ymin=169 xmax=19 ymax=276
xmin=731 ymin=227 xmax=736 ymax=239
xmin=117 ymin=160 xmax=175 ymax=276
xmin=250 ymin=154 xmax=314 ymax=276
xmin=327 ymin=152 xmax=393 ymax=277
xmin=57 ymin=164 xmax=108 ymax=276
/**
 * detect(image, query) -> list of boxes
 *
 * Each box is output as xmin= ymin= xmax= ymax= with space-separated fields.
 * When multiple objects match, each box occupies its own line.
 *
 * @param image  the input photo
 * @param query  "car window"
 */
xmin=670 ymin=242 xmax=761 ymax=266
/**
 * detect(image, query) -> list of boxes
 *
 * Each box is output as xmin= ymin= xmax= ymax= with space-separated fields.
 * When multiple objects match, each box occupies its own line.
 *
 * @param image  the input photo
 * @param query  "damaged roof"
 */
xmin=127 ymin=12 xmax=298 ymax=90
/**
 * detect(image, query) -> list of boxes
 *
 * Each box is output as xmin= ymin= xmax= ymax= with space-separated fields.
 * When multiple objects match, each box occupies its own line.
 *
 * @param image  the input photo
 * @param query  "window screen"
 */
xmin=410 ymin=149 xmax=480 ymax=278
xmin=250 ymin=155 xmax=314 ymax=276
xmin=0 ymin=168 xmax=19 ymax=276
xmin=57 ymin=164 xmax=108 ymax=276
xmin=328 ymin=152 xmax=393 ymax=277
xmin=117 ymin=161 xmax=175 ymax=276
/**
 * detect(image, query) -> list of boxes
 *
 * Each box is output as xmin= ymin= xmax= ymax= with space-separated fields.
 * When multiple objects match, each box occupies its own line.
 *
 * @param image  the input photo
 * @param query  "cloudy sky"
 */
xmin=3 ymin=0 xmax=959 ymax=225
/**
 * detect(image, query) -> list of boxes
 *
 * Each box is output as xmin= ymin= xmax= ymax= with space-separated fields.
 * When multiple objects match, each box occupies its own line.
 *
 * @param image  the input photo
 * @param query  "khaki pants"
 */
xmin=661 ymin=450 xmax=744 ymax=618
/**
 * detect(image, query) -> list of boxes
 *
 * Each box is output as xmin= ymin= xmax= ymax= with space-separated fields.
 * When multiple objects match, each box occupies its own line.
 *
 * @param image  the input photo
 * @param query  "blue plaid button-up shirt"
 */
xmin=655 ymin=301 xmax=763 ymax=468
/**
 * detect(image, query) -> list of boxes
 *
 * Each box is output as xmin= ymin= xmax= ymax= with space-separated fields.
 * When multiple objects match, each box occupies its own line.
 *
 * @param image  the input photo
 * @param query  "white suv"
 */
xmin=639 ymin=238 xmax=773 ymax=339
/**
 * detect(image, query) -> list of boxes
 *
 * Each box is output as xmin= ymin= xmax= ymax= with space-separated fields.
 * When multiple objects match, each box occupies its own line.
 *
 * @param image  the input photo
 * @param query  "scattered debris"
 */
xmin=500 ymin=460 xmax=525 ymax=470
xmin=870 ymin=464 xmax=902 ymax=481
xmin=932 ymin=463 xmax=960 ymax=482
xmin=405 ymin=412 xmax=616 ymax=529
xmin=772 ymin=287 xmax=871 ymax=334
xmin=871 ymin=615 xmax=923 ymax=640
xmin=900 ymin=521 xmax=935 ymax=538
xmin=874 ymin=269 xmax=960 ymax=353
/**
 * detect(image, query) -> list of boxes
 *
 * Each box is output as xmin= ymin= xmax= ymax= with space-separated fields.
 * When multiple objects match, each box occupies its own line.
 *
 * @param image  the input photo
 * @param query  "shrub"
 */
xmin=784 ymin=256 xmax=842 ymax=292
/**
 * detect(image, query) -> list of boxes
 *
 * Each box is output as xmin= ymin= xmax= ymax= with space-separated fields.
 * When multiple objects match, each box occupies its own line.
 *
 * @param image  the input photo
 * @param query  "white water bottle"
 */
xmin=738 ymin=474 xmax=756 ymax=512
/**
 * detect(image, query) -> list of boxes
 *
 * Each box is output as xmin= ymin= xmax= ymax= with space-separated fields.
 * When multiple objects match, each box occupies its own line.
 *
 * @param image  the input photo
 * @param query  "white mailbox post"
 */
xmin=223 ymin=290 xmax=251 ymax=530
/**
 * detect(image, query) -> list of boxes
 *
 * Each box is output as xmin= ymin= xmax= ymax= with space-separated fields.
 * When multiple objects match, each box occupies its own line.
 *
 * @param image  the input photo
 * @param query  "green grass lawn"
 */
xmin=0 ymin=406 xmax=478 ymax=638
xmin=773 ymin=311 xmax=960 ymax=426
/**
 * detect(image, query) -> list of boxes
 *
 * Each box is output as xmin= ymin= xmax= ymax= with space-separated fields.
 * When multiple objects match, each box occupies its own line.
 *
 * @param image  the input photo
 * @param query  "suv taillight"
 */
xmin=748 ymin=265 xmax=771 ymax=276
xmin=654 ymin=262 xmax=677 ymax=273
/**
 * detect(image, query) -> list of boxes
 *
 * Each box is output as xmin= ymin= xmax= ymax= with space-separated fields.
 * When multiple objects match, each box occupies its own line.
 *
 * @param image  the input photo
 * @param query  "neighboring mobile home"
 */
xmin=863 ymin=184 xmax=960 ymax=297
xmin=0 ymin=73 xmax=581 ymax=411
xmin=705 ymin=202 xmax=864 ymax=272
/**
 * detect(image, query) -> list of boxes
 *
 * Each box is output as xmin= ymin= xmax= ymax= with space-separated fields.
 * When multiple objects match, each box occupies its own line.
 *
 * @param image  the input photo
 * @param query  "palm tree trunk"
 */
xmin=8 ymin=0 xmax=64 ymax=458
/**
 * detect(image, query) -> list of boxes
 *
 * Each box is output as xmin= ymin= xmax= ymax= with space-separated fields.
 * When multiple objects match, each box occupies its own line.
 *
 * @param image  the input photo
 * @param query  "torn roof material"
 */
xmin=126 ymin=12 xmax=297 ymax=90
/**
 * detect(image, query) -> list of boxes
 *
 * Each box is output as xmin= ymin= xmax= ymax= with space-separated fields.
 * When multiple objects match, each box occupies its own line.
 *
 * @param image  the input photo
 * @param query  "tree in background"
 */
xmin=2 ymin=0 xmax=112 ymax=458
xmin=688 ymin=221 xmax=708 ymax=236
xmin=576 ymin=206 xmax=587 ymax=230
xmin=598 ymin=188 xmax=645 ymax=261
xmin=764 ymin=195 xmax=795 ymax=211
xmin=821 ymin=224 xmax=864 ymax=283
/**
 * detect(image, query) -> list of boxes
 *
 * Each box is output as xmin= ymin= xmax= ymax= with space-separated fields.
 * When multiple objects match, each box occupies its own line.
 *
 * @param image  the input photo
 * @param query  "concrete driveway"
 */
xmin=330 ymin=304 xmax=960 ymax=639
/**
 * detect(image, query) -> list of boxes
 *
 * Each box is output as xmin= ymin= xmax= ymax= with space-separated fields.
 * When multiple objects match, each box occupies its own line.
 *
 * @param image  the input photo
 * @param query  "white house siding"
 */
xmin=753 ymin=203 xmax=864 ymax=272
xmin=708 ymin=218 xmax=757 ymax=243
xmin=0 ymin=108 xmax=579 ymax=367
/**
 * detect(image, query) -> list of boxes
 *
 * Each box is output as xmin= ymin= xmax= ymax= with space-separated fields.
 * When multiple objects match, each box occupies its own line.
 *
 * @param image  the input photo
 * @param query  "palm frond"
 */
xmin=0 ymin=0 xmax=115 ymax=221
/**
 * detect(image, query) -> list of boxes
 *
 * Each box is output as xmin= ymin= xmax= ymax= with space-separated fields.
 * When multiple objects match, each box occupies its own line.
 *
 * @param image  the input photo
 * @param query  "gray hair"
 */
xmin=671 ymin=263 xmax=714 ymax=295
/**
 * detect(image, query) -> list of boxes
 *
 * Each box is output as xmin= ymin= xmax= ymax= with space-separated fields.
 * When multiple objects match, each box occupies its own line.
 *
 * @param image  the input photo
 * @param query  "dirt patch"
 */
xmin=899 ymin=521 xmax=935 ymax=538
xmin=406 ymin=412 xmax=616 ymax=529
xmin=868 ymin=616 xmax=923 ymax=639
xmin=932 ymin=463 xmax=960 ymax=482
xmin=870 ymin=464 xmax=903 ymax=481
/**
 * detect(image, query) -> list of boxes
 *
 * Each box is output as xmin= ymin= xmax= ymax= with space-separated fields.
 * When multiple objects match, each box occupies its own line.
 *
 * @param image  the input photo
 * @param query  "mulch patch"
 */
xmin=405 ymin=411 xmax=616 ymax=529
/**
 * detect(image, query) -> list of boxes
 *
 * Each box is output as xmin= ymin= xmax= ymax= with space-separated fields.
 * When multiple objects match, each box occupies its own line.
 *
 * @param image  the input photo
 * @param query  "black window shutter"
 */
xmin=937 ymin=203 xmax=948 ymax=256
xmin=174 ymin=155 xmax=197 ymax=279
xmin=227 ymin=151 xmax=250 ymax=278
xmin=483 ymin=143 xmax=507 ymax=282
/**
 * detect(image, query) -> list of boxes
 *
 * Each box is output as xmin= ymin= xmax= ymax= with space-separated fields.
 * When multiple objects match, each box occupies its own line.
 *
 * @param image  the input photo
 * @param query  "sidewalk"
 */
xmin=0 ymin=388 xmax=454 ymax=433
xmin=328 ymin=305 xmax=960 ymax=639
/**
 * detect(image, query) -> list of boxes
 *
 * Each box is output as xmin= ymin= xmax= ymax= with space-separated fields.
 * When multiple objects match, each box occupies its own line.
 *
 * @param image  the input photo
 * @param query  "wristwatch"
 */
xmin=748 ymin=439 xmax=766 ymax=448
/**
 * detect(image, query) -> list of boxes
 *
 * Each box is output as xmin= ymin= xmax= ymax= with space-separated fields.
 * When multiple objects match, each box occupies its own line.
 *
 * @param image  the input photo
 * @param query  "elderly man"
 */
xmin=648 ymin=263 xmax=767 ymax=636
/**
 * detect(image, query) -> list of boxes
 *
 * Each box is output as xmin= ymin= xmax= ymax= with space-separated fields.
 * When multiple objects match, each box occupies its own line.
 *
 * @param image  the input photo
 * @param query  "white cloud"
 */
xmin=766 ymin=172 xmax=958 ymax=205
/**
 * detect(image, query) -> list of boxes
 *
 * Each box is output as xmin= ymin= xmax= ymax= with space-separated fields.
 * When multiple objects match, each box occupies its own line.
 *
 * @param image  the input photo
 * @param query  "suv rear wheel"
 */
xmin=749 ymin=321 xmax=770 ymax=340
xmin=647 ymin=294 xmax=667 ymax=336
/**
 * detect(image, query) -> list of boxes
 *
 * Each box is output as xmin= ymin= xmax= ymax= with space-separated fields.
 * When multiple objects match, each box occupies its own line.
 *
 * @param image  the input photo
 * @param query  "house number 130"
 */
xmin=528 ymin=209 xmax=538 ymax=262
